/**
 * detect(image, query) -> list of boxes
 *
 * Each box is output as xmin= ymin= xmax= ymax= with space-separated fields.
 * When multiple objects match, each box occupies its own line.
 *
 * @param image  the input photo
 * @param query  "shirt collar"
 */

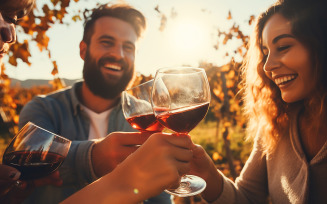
xmin=70 ymin=80 xmax=84 ymax=115
xmin=70 ymin=80 xmax=123 ymax=115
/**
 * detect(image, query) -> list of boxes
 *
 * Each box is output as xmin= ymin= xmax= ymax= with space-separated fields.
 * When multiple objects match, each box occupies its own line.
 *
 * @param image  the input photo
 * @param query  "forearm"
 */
xmin=61 ymin=163 xmax=146 ymax=204
xmin=201 ymin=162 xmax=223 ymax=202
xmin=190 ymin=144 xmax=223 ymax=202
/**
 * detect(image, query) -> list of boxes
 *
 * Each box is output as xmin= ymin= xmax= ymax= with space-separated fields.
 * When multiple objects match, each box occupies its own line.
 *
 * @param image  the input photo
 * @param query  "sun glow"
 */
xmin=167 ymin=19 xmax=213 ymax=61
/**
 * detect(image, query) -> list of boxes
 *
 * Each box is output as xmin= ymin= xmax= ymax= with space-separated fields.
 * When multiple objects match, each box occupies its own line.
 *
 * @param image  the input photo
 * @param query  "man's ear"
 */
xmin=79 ymin=41 xmax=87 ymax=60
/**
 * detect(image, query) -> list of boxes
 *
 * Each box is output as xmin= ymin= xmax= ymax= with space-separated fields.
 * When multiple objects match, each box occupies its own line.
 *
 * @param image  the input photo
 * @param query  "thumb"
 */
xmin=192 ymin=144 xmax=206 ymax=159
xmin=0 ymin=164 xmax=20 ymax=181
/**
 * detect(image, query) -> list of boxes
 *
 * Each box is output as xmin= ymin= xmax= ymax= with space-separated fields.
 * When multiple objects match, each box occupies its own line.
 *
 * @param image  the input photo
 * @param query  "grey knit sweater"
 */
xmin=212 ymin=108 xmax=327 ymax=204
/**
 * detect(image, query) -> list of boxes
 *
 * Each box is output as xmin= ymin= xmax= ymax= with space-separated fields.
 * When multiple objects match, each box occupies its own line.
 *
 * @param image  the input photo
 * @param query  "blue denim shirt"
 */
xmin=18 ymin=81 xmax=171 ymax=204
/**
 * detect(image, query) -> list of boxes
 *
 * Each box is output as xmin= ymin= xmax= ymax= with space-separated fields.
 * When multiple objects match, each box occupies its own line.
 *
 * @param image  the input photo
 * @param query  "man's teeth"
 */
xmin=104 ymin=64 xmax=121 ymax=71
xmin=275 ymin=75 xmax=296 ymax=85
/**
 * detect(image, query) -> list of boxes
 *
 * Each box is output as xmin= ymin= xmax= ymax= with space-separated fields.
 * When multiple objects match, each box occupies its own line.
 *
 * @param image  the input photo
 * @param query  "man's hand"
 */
xmin=120 ymin=133 xmax=194 ymax=192
xmin=91 ymin=132 xmax=152 ymax=177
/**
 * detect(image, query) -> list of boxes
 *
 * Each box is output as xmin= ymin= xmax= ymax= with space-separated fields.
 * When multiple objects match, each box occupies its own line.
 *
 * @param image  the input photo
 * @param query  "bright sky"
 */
xmin=6 ymin=0 xmax=275 ymax=80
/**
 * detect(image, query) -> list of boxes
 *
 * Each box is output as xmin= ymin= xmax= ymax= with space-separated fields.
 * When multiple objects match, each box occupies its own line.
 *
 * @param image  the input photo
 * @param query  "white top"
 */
xmin=81 ymin=104 xmax=112 ymax=140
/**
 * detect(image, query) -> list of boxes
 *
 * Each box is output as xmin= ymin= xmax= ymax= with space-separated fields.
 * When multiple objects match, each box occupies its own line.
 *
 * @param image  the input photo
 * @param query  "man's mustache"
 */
xmin=98 ymin=57 xmax=126 ymax=68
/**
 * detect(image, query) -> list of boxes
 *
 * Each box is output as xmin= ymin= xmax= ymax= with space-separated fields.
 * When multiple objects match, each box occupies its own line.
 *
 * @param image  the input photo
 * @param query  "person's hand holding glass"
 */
xmin=151 ymin=67 xmax=210 ymax=197
xmin=1 ymin=122 xmax=71 ymax=201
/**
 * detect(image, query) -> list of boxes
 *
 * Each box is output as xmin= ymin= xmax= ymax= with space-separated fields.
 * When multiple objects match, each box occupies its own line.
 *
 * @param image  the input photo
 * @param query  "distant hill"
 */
xmin=10 ymin=78 xmax=80 ymax=88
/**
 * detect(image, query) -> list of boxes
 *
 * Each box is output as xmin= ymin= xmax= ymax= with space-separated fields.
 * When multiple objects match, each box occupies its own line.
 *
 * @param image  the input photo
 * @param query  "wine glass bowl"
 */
xmin=2 ymin=122 xmax=71 ymax=180
xmin=152 ymin=67 xmax=210 ymax=134
xmin=151 ymin=67 xmax=210 ymax=197
xmin=122 ymin=79 xmax=165 ymax=132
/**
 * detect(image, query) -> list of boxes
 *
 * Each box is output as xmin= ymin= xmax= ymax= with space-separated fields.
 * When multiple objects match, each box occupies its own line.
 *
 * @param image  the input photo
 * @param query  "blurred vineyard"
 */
xmin=0 ymin=0 xmax=257 ymax=203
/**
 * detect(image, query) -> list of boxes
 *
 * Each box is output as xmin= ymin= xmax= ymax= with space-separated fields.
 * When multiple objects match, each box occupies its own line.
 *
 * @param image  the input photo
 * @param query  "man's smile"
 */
xmin=103 ymin=63 xmax=122 ymax=71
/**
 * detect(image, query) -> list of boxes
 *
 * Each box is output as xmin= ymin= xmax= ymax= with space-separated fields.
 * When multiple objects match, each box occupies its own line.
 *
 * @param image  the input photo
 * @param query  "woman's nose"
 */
xmin=263 ymin=53 xmax=280 ymax=72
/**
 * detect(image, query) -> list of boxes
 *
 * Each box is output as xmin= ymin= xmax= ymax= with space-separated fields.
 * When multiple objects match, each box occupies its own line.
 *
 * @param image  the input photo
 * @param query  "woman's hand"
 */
xmin=189 ymin=144 xmax=224 ymax=202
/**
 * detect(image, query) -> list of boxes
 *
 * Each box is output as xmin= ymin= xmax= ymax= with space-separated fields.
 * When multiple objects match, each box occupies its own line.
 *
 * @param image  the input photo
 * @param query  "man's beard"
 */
xmin=83 ymin=49 xmax=134 ymax=99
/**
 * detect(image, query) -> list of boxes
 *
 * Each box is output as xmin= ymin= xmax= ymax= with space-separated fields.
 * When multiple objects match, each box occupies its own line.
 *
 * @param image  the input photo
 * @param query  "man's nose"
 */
xmin=110 ymin=45 xmax=124 ymax=59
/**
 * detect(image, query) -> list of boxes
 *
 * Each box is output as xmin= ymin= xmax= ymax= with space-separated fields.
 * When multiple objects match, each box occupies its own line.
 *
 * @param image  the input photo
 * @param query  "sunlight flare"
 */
xmin=167 ymin=19 xmax=212 ymax=60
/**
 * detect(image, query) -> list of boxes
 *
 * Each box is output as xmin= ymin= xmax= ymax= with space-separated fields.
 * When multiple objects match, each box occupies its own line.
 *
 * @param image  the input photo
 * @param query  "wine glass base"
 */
xmin=164 ymin=175 xmax=206 ymax=197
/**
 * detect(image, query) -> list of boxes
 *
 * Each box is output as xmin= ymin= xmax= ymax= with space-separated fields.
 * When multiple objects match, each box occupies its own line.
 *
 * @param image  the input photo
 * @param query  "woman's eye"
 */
xmin=261 ymin=48 xmax=268 ymax=59
xmin=277 ymin=45 xmax=290 ymax=52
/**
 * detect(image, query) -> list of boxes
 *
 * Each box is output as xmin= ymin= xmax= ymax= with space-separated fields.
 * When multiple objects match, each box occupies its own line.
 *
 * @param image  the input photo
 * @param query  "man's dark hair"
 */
xmin=82 ymin=3 xmax=146 ymax=45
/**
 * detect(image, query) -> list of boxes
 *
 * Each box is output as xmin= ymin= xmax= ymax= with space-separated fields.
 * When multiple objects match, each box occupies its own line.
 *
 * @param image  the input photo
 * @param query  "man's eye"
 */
xmin=123 ymin=45 xmax=134 ymax=52
xmin=101 ymin=41 xmax=113 ymax=46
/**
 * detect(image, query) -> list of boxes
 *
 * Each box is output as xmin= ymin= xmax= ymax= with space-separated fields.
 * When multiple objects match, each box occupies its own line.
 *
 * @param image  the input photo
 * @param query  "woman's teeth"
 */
xmin=275 ymin=75 xmax=296 ymax=85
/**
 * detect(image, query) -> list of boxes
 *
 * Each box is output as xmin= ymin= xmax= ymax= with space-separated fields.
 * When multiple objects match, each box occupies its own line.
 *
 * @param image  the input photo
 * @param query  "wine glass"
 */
xmin=2 ymin=122 xmax=71 ymax=180
xmin=122 ymin=79 xmax=165 ymax=132
xmin=151 ymin=67 xmax=210 ymax=197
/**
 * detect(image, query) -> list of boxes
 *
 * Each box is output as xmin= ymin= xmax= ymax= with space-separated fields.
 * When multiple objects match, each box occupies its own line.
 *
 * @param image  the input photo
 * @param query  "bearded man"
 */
xmin=18 ymin=3 xmax=171 ymax=204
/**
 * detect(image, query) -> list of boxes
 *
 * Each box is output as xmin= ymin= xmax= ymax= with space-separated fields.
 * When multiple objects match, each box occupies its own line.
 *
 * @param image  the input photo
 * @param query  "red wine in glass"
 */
xmin=156 ymin=102 xmax=209 ymax=134
xmin=3 ymin=151 xmax=65 ymax=180
xmin=2 ymin=122 xmax=71 ymax=181
xmin=123 ymin=79 xmax=164 ymax=132
xmin=126 ymin=113 xmax=165 ymax=132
